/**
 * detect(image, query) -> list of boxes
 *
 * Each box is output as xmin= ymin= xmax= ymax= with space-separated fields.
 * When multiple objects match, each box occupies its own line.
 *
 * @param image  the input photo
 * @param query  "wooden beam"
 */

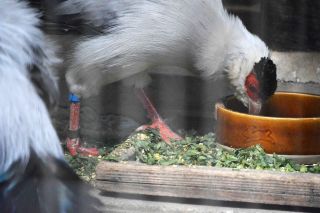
xmin=96 ymin=161 xmax=320 ymax=208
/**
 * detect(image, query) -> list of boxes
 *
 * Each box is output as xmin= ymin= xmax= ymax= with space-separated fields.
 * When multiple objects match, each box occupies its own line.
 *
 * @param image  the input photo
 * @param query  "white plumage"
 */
xmin=0 ymin=0 xmax=63 ymax=174
xmin=61 ymin=0 xmax=270 ymax=107
xmin=0 ymin=2 xmax=102 ymax=212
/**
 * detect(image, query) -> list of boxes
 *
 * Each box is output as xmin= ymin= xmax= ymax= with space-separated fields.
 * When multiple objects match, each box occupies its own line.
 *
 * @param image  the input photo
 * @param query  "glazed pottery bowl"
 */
xmin=215 ymin=92 xmax=320 ymax=155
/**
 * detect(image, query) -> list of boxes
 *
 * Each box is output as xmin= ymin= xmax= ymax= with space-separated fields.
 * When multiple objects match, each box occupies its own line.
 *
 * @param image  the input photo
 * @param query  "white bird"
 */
xmin=58 ymin=0 xmax=277 ymax=152
xmin=0 ymin=1 xmax=101 ymax=212
xmin=0 ymin=0 xmax=62 ymax=175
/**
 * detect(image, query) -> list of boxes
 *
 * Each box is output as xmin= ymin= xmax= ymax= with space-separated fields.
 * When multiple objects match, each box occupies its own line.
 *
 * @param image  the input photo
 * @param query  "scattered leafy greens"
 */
xmin=130 ymin=129 xmax=320 ymax=173
xmin=65 ymin=129 xmax=320 ymax=182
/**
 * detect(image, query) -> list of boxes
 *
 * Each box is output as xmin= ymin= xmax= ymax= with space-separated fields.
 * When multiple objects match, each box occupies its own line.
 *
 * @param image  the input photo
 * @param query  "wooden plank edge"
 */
xmin=95 ymin=161 xmax=320 ymax=208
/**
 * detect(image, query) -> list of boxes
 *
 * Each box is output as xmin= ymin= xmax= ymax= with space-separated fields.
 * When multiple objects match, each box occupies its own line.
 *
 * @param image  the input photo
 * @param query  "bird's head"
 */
xmin=243 ymin=57 xmax=277 ymax=114
xmin=222 ymin=25 xmax=277 ymax=115
xmin=230 ymin=56 xmax=277 ymax=114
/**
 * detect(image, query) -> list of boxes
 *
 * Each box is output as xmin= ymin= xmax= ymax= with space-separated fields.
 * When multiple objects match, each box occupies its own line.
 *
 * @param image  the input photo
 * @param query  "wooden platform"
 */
xmin=95 ymin=161 xmax=320 ymax=211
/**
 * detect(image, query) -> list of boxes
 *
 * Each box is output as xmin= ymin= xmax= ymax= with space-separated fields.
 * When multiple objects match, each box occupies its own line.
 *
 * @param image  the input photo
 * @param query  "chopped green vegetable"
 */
xmin=64 ymin=146 xmax=109 ymax=183
xmin=131 ymin=129 xmax=320 ymax=173
xmin=64 ymin=154 xmax=100 ymax=183
xmin=65 ymin=129 xmax=320 ymax=183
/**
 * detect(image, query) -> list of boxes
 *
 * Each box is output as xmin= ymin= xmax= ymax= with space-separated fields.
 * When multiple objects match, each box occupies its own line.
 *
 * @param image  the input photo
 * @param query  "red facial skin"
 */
xmin=245 ymin=72 xmax=260 ymax=102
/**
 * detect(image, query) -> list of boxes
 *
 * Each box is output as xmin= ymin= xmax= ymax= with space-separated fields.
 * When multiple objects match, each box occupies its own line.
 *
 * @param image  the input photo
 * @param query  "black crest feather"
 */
xmin=253 ymin=57 xmax=277 ymax=101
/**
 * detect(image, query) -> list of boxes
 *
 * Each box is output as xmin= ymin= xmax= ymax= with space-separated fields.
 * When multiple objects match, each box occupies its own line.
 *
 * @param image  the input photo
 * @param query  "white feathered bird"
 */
xmin=0 ymin=1 xmax=101 ymax=212
xmin=58 ymin=0 xmax=277 ymax=149
xmin=0 ymin=0 xmax=62 ymax=175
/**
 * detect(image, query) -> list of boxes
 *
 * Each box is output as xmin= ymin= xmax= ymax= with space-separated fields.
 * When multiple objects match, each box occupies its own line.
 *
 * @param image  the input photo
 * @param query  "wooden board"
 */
xmin=96 ymin=161 xmax=320 ymax=208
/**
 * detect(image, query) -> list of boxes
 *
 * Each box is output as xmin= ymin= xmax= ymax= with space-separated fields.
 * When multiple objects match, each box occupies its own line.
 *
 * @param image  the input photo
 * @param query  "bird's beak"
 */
xmin=248 ymin=99 xmax=262 ymax=115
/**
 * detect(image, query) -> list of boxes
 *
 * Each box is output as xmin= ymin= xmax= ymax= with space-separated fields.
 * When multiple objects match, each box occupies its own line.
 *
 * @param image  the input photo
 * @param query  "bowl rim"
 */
xmin=216 ymin=91 xmax=320 ymax=121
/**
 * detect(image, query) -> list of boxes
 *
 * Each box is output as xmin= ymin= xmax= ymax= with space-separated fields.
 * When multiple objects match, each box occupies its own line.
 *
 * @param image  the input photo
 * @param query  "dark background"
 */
xmin=224 ymin=0 xmax=320 ymax=51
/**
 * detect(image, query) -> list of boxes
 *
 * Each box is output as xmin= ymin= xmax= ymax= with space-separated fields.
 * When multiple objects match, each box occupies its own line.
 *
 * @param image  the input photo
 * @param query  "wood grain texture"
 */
xmin=96 ymin=161 xmax=320 ymax=208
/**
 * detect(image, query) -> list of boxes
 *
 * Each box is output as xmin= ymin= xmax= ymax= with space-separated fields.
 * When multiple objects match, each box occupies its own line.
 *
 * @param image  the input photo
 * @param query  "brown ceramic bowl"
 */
xmin=215 ymin=92 xmax=320 ymax=155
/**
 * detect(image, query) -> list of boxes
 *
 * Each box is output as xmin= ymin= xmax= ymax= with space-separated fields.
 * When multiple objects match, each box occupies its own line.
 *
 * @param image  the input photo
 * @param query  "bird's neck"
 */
xmin=195 ymin=15 xmax=269 ymax=82
xmin=225 ymin=26 xmax=269 ymax=91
